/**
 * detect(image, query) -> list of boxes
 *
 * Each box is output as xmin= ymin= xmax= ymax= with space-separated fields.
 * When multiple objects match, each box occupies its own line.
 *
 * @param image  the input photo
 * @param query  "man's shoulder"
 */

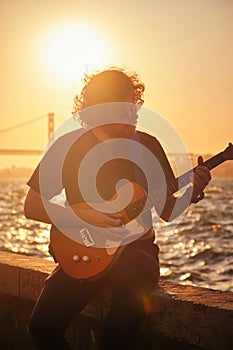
xmin=135 ymin=130 xmax=160 ymax=145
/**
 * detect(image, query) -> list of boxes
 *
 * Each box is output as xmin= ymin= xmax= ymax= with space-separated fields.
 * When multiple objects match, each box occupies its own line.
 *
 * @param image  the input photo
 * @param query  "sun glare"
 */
xmin=42 ymin=24 xmax=109 ymax=82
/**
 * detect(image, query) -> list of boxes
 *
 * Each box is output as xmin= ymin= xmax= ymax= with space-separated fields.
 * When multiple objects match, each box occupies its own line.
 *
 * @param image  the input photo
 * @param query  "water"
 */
xmin=0 ymin=175 xmax=232 ymax=292
xmin=154 ymin=179 xmax=233 ymax=292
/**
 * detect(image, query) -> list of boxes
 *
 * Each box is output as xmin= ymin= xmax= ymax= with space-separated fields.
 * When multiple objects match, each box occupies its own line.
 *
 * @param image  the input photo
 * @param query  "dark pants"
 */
xmin=29 ymin=240 xmax=160 ymax=350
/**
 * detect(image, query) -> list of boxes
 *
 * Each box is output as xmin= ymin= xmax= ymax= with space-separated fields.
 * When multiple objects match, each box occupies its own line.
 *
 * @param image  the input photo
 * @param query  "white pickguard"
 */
xmin=60 ymin=218 xmax=147 ymax=255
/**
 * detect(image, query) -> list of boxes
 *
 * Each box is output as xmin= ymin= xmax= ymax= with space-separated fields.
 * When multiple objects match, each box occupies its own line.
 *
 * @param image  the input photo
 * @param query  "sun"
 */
xmin=42 ymin=24 xmax=109 ymax=82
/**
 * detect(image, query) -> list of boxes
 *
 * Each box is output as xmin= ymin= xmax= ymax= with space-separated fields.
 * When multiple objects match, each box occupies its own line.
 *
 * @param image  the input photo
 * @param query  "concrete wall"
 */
xmin=0 ymin=251 xmax=232 ymax=350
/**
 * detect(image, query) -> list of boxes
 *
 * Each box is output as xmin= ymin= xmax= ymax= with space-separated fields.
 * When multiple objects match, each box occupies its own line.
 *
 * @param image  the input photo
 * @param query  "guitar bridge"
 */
xmin=79 ymin=228 xmax=95 ymax=247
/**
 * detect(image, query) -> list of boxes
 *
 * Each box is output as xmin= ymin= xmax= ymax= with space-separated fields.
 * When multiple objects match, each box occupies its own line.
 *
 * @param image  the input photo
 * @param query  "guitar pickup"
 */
xmin=79 ymin=228 xmax=95 ymax=247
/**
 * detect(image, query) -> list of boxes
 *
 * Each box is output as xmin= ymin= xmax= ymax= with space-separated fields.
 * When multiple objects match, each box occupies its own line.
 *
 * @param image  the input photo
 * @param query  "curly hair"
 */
xmin=72 ymin=67 xmax=145 ymax=119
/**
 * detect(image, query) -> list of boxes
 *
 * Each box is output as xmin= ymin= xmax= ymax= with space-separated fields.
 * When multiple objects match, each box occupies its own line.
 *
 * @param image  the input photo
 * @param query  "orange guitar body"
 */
xmin=50 ymin=226 xmax=125 ymax=280
xmin=50 ymin=182 xmax=148 ymax=280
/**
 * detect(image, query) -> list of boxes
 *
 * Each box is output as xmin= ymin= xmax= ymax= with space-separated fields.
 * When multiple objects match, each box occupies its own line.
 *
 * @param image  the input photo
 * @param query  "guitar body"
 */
xmin=50 ymin=181 xmax=149 ymax=280
xmin=50 ymin=226 xmax=125 ymax=280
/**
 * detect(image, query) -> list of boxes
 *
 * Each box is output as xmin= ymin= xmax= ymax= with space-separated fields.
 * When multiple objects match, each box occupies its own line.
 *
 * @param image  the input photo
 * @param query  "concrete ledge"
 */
xmin=0 ymin=251 xmax=232 ymax=349
xmin=149 ymin=282 xmax=233 ymax=349
xmin=0 ymin=251 xmax=55 ymax=301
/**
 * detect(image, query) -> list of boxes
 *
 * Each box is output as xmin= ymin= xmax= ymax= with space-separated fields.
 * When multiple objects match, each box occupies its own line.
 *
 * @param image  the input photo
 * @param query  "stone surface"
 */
xmin=0 ymin=251 xmax=55 ymax=300
xmin=149 ymin=284 xmax=233 ymax=350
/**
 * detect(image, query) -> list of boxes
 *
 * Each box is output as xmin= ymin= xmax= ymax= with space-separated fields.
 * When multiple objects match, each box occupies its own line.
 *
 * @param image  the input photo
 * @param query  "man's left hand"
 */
xmin=192 ymin=156 xmax=211 ymax=202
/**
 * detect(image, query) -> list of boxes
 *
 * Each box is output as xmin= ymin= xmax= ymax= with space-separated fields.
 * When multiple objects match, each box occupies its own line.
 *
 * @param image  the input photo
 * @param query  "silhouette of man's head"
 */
xmin=73 ymin=68 xmax=145 ymax=115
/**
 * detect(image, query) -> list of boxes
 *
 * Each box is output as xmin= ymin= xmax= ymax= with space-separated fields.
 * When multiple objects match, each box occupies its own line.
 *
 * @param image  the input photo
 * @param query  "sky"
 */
xmin=0 ymin=0 xmax=233 ymax=168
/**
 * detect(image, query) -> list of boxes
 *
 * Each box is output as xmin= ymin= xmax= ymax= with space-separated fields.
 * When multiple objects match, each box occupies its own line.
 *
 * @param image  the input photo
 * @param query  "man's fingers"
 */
xmin=104 ymin=214 xmax=122 ymax=227
xmin=195 ymin=166 xmax=211 ymax=183
xmin=107 ymin=212 xmax=122 ymax=219
xmin=196 ymin=155 xmax=211 ymax=184
xmin=198 ymin=155 xmax=204 ymax=166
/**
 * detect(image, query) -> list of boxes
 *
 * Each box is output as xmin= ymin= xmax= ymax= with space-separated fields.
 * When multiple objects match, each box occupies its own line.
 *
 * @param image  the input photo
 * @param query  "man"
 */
xmin=24 ymin=68 xmax=211 ymax=349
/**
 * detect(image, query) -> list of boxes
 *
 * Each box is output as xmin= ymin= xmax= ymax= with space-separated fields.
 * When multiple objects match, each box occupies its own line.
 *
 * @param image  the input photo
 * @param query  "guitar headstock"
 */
xmin=223 ymin=142 xmax=233 ymax=160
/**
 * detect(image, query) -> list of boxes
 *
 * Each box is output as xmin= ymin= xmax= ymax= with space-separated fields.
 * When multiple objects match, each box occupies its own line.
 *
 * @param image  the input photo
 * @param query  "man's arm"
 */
xmin=24 ymin=188 xmax=70 ymax=225
xmin=24 ymin=188 xmax=124 ymax=230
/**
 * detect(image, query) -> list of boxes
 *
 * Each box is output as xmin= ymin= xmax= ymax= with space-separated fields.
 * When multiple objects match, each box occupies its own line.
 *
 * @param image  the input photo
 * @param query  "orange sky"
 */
xmin=0 ymin=0 xmax=232 ymax=168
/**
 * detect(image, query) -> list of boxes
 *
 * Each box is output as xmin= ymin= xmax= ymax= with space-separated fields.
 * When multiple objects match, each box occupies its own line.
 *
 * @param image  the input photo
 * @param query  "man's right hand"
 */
xmin=71 ymin=203 xmax=129 ymax=240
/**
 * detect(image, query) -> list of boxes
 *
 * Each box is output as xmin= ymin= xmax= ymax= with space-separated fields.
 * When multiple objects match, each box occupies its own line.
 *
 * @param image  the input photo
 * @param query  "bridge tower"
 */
xmin=48 ymin=113 xmax=54 ymax=140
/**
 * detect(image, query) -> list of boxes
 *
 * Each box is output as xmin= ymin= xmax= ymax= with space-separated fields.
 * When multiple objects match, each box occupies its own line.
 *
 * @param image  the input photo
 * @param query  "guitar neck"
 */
xmin=167 ymin=151 xmax=226 ymax=196
xmin=124 ymin=150 xmax=228 ymax=219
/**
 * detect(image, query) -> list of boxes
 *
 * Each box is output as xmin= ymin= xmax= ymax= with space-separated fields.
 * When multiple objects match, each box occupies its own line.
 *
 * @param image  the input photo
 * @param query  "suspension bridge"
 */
xmin=0 ymin=113 xmax=56 ymax=155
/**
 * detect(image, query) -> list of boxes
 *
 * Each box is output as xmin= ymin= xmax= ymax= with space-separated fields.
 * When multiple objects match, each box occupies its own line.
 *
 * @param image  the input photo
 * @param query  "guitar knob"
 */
xmin=72 ymin=255 xmax=81 ymax=262
xmin=82 ymin=255 xmax=91 ymax=263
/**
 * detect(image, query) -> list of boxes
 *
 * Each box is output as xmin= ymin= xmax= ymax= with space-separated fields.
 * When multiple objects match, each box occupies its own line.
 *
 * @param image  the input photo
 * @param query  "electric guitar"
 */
xmin=50 ymin=143 xmax=233 ymax=280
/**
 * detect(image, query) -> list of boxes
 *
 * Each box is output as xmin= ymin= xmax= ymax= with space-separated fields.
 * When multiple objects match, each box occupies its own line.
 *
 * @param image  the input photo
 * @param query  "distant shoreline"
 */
xmin=0 ymin=164 xmax=232 ymax=180
xmin=0 ymin=167 xmax=33 ymax=179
